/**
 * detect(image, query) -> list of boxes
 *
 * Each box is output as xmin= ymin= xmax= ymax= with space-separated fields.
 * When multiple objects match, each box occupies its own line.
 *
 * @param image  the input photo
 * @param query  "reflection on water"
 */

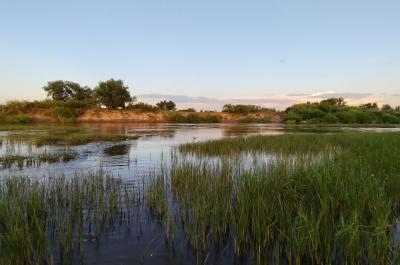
xmin=1 ymin=123 xmax=399 ymax=179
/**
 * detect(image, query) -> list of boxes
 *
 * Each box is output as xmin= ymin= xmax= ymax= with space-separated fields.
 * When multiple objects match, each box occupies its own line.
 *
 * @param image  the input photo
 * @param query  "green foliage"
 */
xmin=285 ymin=112 xmax=303 ymax=124
xmin=43 ymin=80 xmax=93 ymax=101
xmin=156 ymin=100 xmax=176 ymax=111
xmin=94 ymin=79 xmax=133 ymax=109
xmin=0 ymin=171 xmax=139 ymax=264
xmin=0 ymin=115 xmax=34 ymax=124
xmin=335 ymin=111 xmax=358 ymax=124
xmin=356 ymin=111 xmax=377 ymax=124
xmin=322 ymin=113 xmax=338 ymax=123
xmin=285 ymin=98 xmax=400 ymax=124
xmin=222 ymin=104 xmax=276 ymax=114
xmin=45 ymin=107 xmax=79 ymax=123
xmin=150 ymin=133 xmax=400 ymax=263
xmin=126 ymin=102 xmax=159 ymax=111
xmin=165 ymin=112 xmax=221 ymax=123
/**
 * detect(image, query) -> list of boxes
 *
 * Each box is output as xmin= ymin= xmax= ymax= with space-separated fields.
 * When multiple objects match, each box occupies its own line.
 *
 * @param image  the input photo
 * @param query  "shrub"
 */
xmin=46 ymin=107 xmax=77 ymax=122
xmin=356 ymin=111 xmax=377 ymax=124
xmin=322 ymin=113 xmax=338 ymax=124
xmin=285 ymin=112 xmax=303 ymax=124
xmin=223 ymin=104 xmax=275 ymax=114
xmin=165 ymin=113 xmax=221 ymax=123
xmin=336 ymin=111 xmax=358 ymax=124
xmin=127 ymin=102 xmax=158 ymax=112
xmin=381 ymin=113 xmax=400 ymax=124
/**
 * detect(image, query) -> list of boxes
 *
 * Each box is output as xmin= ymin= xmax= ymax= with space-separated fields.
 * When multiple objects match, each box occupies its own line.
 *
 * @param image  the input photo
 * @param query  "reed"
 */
xmin=0 ymin=170 xmax=142 ymax=265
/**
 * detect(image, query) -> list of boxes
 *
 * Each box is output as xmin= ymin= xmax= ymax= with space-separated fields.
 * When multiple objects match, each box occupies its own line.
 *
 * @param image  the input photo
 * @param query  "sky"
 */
xmin=1 ymin=0 xmax=399 ymax=110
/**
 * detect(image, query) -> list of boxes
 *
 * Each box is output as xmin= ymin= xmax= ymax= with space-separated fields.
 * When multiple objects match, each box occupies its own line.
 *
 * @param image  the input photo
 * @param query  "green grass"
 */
xmin=0 ymin=170 xmax=141 ymax=265
xmin=0 ymin=150 xmax=76 ymax=169
xmin=147 ymin=132 xmax=400 ymax=264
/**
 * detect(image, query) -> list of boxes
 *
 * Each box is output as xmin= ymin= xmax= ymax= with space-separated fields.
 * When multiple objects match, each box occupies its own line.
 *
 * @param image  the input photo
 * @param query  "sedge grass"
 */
xmin=147 ymin=132 xmax=400 ymax=264
xmin=0 ymin=170 xmax=142 ymax=265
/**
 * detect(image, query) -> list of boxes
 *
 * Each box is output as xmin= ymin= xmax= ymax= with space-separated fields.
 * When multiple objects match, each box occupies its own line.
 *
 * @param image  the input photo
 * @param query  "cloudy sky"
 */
xmin=1 ymin=0 xmax=399 ymax=110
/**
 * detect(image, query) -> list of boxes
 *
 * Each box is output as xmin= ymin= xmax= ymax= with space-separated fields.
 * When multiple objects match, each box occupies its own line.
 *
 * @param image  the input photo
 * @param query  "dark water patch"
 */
xmin=104 ymin=144 xmax=130 ymax=156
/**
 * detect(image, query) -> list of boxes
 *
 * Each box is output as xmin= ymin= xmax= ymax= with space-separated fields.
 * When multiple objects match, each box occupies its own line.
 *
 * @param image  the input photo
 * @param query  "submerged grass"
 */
xmin=147 ymin=132 xmax=400 ymax=264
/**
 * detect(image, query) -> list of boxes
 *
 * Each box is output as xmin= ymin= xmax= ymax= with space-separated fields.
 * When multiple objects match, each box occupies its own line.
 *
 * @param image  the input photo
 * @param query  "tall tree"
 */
xmin=94 ymin=79 xmax=133 ymax=109
xmin=43 ymin=80 xmax=92 ymax=101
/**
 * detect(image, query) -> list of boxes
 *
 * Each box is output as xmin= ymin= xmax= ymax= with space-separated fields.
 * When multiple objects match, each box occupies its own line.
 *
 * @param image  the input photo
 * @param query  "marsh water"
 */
xmin=1 ymin=123 xmax=400 ymax=265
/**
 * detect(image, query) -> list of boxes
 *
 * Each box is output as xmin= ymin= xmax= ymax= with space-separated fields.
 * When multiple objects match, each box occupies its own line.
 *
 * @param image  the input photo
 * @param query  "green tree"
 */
xmin=94 ymin=79 xmax=133 ymax=109
xmin=156 ymin=100 xmax=176 ymax=111
xmin=43 ymin=80 xmax=92 ymax=101
xmin=381 ymin=104 xmax=393 ymax=113
xmin=359 ymin=102 xmax=378 ymax=111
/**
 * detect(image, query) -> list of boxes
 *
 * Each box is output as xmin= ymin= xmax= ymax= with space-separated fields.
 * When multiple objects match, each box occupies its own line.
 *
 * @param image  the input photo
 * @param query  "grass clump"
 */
xmin=0 ymin=114 xmax=34 ymax=124
xmin=0 ymin=170 xmax=141 ymax=264
xmin=0 ymin=150 xmax=76 ymax=169
xmin=147 ymin=132 xmax=400 ymax=264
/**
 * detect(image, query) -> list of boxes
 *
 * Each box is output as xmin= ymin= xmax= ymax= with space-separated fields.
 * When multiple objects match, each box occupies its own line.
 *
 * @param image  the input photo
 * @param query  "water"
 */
xmin=1 ymin=123 xmax=400 ymax=264
xmin=3 ymin=123 xmax=398 ymax=179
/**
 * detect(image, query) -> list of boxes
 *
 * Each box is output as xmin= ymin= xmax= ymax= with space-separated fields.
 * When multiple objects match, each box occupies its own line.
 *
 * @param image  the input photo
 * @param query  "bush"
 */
xmin=127 ymin=102 xmax=158 ymax=112
xmin=356 ymin=111 xmax=377 ymax=124
xmin=285 ymin=112 xmax=303 ymax=124
xmin=223 ymin=104 xmax=275 ymax=114
xmin=45 ymin=107 xmax=77 ymax=122
xmin=336 ymin=111 xmax=358 ymax=124
xmin=322 ymin=113 xmax=338 ymax=124
xmin=165 ymin=113 xmax=221 ymax=123
xmin=0 ymin=114 xmax=34 ymax=124
xmin=381 ymin=113 xmax=400 ymax=124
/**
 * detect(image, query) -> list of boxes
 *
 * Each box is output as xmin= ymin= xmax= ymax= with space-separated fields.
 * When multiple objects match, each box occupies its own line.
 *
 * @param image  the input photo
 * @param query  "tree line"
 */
xmin=43 ymin=79 xmax=177 ymax=111
xmin=285 ymin=98 xmax=400 ymax=124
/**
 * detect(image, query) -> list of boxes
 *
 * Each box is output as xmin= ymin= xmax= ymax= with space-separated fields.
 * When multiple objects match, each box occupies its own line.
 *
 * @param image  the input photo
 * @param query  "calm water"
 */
xmin=3 ymin=123 xmax=398 ymax=179
xmin=1 ymin=123 xmax=400 ymax=264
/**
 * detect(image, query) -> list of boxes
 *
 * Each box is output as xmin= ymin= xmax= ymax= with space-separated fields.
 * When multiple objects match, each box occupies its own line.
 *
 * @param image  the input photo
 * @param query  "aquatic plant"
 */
xmin=0 ymin=170 xmax=142 ymax=265
xmin=147 ymin=132 xmax=400 ymax=264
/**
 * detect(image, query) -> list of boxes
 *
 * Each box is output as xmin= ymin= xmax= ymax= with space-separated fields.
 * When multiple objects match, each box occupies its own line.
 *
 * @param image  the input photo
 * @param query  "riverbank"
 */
xmin=1 ymin=107 xmax=283 ymax=123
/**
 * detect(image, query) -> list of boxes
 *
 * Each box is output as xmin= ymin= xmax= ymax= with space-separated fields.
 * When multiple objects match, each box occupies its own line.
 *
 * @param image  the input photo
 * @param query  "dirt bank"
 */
xmin=8 ymin=108 xmax=283 ymax=123
xmin=77 ymin=109 xmax=283 ymax=123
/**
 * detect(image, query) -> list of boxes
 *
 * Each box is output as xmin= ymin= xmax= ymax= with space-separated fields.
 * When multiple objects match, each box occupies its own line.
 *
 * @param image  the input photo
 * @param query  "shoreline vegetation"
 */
xmin=147 ymin=132 xmax=400 ymax=264
xmin=1 ymin=132 xmax=400 ymax=264
xmin=1 ymin=79 xmax=400 ymax=125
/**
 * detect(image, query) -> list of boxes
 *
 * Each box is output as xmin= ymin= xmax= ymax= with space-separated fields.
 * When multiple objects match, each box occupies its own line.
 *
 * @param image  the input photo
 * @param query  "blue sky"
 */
xmin=1 ymin=0 xmax=399 ymax=110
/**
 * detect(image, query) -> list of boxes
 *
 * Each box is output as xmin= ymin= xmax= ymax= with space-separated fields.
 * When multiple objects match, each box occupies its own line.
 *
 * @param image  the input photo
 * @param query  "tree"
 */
xmin=381 ymin=104 xmax=393 ymax=113
xmin=43 ymin=80 xmax=69 ymax=101
xmin=43 ymin=80 xmax=92 ymax=101
xmin=321 ymin=98 xmax=346 ymax=107
xmin=359 ymin=102 xmax=378 ymax=111
xmin=94 ymin=79 xmax=133 ymax=109
xmin=156 ymin=100 xmax=176 ymax=111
